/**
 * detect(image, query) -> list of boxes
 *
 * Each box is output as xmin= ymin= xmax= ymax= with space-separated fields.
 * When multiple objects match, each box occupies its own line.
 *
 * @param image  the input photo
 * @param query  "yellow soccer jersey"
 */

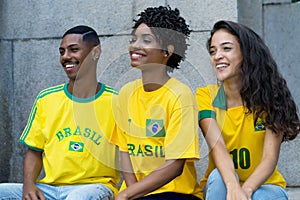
xmin=20 ymin=83 xmax=120 ymax=195
xmin=195 ymin=84 xmax=286 ymax=198
xmin=111 ymin=78 xmax=201 ymax=198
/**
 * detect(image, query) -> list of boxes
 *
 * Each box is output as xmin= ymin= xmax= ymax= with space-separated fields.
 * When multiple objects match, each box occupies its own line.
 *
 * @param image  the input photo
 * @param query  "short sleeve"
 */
xmin=164 ymin=90 xmax=200 ymax=160
xmin=111 ymin=87 xmax=130 ymax=152
xmin=19 ymin=96 xmax=45 ymax=152
xmin=195 ymin=86 xmax=216 ymax=121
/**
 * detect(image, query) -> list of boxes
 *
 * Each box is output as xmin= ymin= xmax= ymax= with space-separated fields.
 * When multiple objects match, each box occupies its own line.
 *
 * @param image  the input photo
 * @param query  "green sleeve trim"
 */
xmin=198 ymin=110 xmax=216 ymax=120
xmin=19 ymin=140 xmax=44 ymax=152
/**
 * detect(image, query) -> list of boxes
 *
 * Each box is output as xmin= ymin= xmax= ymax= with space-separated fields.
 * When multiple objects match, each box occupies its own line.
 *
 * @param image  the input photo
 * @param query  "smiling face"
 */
xmin=59 ymin=34 xmax=92 ymax=80
xmin=209 ymin=29 xmax=243 ymax=82
xmin=128 ymin=23 xmax=167 ymax=70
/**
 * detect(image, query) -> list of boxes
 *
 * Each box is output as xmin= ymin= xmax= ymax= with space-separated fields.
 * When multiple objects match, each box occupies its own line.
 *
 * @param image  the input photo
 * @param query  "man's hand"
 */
xmin=22 ymin=183 xmax=45 ymax=200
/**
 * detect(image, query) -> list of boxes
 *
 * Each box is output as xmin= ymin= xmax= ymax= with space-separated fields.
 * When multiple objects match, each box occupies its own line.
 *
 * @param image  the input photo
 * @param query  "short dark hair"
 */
xmin=133 ymin=6 xmax=191 ymax=70
xmin=63 ymin=25 xmax=100 ymax=46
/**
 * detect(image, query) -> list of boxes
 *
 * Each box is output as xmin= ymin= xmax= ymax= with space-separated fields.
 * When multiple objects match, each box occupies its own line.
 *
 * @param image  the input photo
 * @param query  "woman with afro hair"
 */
xmin=196 ymin=20 xmax=300 ymax=200
xmin=111 ymin=5 xmax=201 ymax=200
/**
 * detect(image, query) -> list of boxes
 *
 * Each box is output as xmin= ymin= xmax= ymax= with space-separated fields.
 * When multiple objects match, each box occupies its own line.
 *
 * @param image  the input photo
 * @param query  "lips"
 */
xmin=130 ymin=51 xmax=145 ymax=60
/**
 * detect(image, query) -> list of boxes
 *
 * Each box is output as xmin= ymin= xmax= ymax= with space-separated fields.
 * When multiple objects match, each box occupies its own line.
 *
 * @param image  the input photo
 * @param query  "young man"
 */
xmin=0 ymin=25 xmax=119 ymax=200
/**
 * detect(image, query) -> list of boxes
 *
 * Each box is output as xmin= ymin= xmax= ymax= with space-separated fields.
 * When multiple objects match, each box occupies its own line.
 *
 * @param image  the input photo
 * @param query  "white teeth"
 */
xmin=66 ymin=64 xmax=74 ymax=68
xmin=132 ymin=53 xmax=142 ymax=59
xmin=216 ymin=64 xmax=228 ymax=69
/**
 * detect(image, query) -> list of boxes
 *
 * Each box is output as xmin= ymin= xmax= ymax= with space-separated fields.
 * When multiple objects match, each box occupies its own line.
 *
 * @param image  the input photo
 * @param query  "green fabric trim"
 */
xmin=64 ymin=82 xmax=105 ymax=103
xmin=104 ymin=85 xmax=118 ymax=95
xmin=20 ymin=85 xmax=64 ymax=141
xmin=212 ymin=84 xmax=227 ymax=109
xmin=199 ymin=110 xmax=216 ymax=120
xmin=19 ymin=140 xmax=44 ymax=152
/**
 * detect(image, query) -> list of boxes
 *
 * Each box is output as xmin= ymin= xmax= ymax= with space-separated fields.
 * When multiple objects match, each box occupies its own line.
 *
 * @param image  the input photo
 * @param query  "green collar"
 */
xmin=212 ymin=84 xmax=227 ymax=110
xmin=64 ymin=82 xmax=105 ymax=103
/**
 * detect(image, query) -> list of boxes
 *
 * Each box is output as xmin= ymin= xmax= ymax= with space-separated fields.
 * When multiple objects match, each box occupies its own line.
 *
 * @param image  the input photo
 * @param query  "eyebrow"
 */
xmin=132 ymin=32 xmax=155 ymax=38
xmin=209 ymin=41 xmax=234 ymax=48
xmin=59 ymin=43 xmax=79 ymax=50
xmin=220 ymin=41 xmax=234 ymax=45
xmin=141 ymin=33 xmax=157 ymax=41
xmin=142 ymin=33 xmax=154 ymax=37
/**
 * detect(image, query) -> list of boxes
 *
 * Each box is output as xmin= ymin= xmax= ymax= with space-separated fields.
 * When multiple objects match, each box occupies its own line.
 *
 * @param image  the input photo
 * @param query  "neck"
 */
xmin=68 ymin=77 xmax=99 ymax=98
xmin=141 ymin=68 xmax=170 ymax=92
xmin=223 ymin=80 xmax=243 ymax=108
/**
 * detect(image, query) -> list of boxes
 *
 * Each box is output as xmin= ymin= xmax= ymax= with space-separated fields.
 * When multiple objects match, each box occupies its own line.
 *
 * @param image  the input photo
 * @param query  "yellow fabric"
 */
xmin=111 ymin=78 xmax=201 ymax=198
xmin=20 ymin=83 xmax=120 ymax=195
xmin=195 ymin=84 xmax=286 ymax=199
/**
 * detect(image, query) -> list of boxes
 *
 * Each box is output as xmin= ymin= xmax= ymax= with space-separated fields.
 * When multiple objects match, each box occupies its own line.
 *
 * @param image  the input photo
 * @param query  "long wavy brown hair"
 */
xmin=207 ymin=20 xmax=300 ymax=141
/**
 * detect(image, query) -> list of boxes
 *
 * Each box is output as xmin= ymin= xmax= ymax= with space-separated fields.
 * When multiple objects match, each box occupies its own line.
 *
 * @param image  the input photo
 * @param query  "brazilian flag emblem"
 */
xmin=146 ymin=119 xmax=165 ymax=137
xmin=69 ymin=141 xmax=84 ymax=152
xmin=254 ymin=120 xmax=266 ymax=131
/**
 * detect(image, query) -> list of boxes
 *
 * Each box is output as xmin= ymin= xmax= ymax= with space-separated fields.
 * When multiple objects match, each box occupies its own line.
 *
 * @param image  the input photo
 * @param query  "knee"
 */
xmin=66 ymin=184 xmax=113 ymax=200
xmin=207 ymin=168 xmax=223 ymax=184
xmin=252 ymin=185 xmax=288 ymax=200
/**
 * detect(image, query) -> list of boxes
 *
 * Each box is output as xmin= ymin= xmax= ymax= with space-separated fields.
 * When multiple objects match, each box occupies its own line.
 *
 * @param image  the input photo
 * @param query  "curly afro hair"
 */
xmin=132 ymin=6 xmax=191 ymax=70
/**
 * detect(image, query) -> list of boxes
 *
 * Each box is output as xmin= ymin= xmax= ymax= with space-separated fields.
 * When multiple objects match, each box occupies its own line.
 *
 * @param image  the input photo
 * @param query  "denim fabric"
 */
xmin=204 ymin=168 xmax=288 ymax=200
xmin=0 ymin=183 xmax=113 ymax=200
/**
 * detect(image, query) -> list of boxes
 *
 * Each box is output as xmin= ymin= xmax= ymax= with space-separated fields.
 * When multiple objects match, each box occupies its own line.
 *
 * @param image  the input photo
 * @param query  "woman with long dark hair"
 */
xmin=196 ymin=20 xmax=299 ymax=200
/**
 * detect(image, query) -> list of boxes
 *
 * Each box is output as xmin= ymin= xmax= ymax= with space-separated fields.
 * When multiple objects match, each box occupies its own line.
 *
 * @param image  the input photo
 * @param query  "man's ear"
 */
xmin=165 ymin=45 xmax=174 ymax=57
xmin=92 ymin=45 xmax=101 ymax=61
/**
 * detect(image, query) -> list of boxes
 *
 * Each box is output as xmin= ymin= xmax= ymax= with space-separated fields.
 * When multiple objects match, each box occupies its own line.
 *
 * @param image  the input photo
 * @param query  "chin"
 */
xmin=130 ymin=62 xmax=140 ymax=68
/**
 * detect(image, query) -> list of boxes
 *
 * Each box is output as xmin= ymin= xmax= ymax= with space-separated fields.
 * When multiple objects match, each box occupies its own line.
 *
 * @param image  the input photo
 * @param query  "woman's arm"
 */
xmin=242 ymin=128 xmax=283 ymax=197
xmin=200 ymin=118 xmax=249 ymax=200
xmin=22 ymin=149 xmax=46 ymax=200
xmin=120 ymin=151 xmax=138 ymax=187
xmin=116 ymin=159 xmax=185 ymax=200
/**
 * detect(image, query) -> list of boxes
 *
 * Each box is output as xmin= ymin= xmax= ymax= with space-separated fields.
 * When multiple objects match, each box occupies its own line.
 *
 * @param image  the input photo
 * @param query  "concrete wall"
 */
xmin=0 ymin=0 xmax=299 ymax=187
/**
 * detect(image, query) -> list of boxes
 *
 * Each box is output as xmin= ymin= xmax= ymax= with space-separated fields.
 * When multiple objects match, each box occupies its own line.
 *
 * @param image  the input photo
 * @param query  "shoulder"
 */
xmin=195 ymin=84 xmax=221 ymax=100
xmin=36 ymin=84 xmax=65 ymax=100
xmin=164 ymin=78 xmax=197 ymax=106
xmin=119 ymin=79 xmax=141 ymax=95
xmin=196 ymin=84 xmax=218 ymax=94
xmin=195 ymin=84 xmax=220 ymax=104
xmin=101 ymin=83 xmax=118 ymax=95
xmin=166 ymin=78 xmax=193 ymax=95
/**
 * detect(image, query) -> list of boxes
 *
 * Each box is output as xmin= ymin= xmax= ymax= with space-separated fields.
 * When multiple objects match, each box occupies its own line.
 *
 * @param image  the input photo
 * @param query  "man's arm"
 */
xmin=22 ymin=149 xmax=46 ymax=200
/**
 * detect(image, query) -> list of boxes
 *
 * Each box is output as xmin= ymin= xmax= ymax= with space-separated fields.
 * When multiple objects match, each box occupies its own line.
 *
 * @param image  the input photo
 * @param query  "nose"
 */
xmin=213 ymin=50 xmax=224 ymax=60
xmin=129 ymin=39 xmax=141 ymax=51
xmin=60 ymin=50 xmax=71 ymax=62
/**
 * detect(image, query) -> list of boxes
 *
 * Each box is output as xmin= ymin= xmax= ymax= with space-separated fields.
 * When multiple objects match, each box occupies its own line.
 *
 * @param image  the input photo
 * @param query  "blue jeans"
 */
xmin=204 ymin=168 xmax=288 ymax=200
xmin=0 ymin=183 xmax=113 ymax=200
